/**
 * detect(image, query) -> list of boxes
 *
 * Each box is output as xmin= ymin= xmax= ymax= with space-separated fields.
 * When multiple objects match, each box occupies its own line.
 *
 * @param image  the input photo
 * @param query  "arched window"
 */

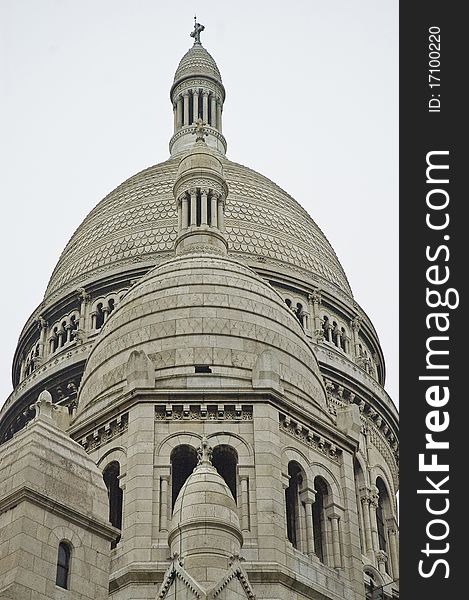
xmin=171 ymin=445 xmax=198 ymax=509
xmin=341 ymin=327 xmax=347 ymax=352
xmin=285 ymin=461 xmax=304 ymax=549
xmin=313 ymin=476 xmax=329 ymax=563
xmin=376 ymin=478 xmax=390 ymax=564
xmin=103 ymin=462 xmax=123 ymax=548
xmin=285 ymin=298 xmax=292 ymax=309
xmin=70 ymin=314 xmax=78 ymax=336
xmin=95 ymin=303 xmax=105 ymax=329
xmin=212 ymin=445 xmax=238 ymax=501
xmin=55 ymin=541 xmax=71 ymax=589
xmin=296 ymin=303 xmax=304 ymax=326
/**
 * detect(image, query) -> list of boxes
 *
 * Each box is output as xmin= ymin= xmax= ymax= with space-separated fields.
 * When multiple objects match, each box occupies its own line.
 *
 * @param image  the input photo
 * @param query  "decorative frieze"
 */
xmin=79 ymin=413 xmax=129 ymax=453
xmin=154 ymin=403 xmax=253 ymax=421
xmin=279 ymin=413 xmax=341 ymax=463
xmin=323 ymin=378 xmax=399 ymax=472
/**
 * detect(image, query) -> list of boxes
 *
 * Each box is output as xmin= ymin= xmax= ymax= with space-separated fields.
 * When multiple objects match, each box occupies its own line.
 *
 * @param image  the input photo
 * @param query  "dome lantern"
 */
xmin=169 ymin=21 xmax=227 ymax=156
xmin=173 ymin=120 xmax=229 ymax=255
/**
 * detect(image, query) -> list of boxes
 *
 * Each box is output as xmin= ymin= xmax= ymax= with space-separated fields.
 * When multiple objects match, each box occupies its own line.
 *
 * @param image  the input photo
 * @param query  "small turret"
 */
xmin=173 ymin=120 xmax=229 ymax=255
xmin=170 ymin=20 xmax=227 ymax=156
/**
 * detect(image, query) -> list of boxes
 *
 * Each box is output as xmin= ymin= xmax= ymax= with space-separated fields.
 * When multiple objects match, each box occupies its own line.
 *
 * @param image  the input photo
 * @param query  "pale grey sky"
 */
xmin=0 ymin=0 xmax=398 ymax=408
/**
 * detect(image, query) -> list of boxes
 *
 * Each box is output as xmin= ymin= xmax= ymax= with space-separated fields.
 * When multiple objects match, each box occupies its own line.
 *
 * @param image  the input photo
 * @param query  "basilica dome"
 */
xmin=44 ymin=158 xmax=352 ymax=302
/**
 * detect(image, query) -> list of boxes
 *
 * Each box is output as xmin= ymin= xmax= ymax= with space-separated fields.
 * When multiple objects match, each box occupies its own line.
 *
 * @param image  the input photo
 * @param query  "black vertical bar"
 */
xmin=400 ymin=2 xmax=465 ymax=598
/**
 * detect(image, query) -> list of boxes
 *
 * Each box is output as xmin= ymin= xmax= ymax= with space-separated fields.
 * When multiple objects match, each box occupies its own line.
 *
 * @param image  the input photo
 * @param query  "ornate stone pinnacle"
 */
xmin=190 ymin=17 xmax=205 ymax=45
xmin=193 ymin=118 xmax=208 ymax=142
xmin=197 ymin=436 xmax=213 ymax=466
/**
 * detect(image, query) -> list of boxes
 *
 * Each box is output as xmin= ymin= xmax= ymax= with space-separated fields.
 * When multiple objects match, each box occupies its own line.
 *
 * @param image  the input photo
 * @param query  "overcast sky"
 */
xmin=0 ymin=0 xmax=398 ymax=409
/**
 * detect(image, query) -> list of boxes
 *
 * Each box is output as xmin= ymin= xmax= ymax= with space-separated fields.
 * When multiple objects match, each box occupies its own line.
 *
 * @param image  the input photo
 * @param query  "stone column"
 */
xmin=351 ymin=316 xmax=362 ymax=358
xmin=176 ymin=95 xmax=183 ymax=129
xmin=201 ymin=188 xmax=208 ymax=225
xmin=190 ymin=188 xmax=197 ymax=226
xmin=65 ymin=324 xmax=72 ymax=344
xmin=387 ymin=518 xmax=399 ymax=579
xmin=210 ymin=94 xmax=217 ymax=127
xmin=217 ymin=98 xmax=222 ymax=132
xmin=334 ymin=326 xmax=342 ymax=349
xmin=360 ymin=489 xmax=373 ymax=554
xmin=193 ymin=90 xmax=199 ymax=122
xmin=202 ymin=91 xmax=209 ymax=123
xmin=240 ymin=475 xmax=250 ymax=533
xmin=376 ymin=550 xmax=388 ymax=575
xmin=300 ymin=489 xmax=316 ymax=557
xmin=217 ymin=196 xmax=224 ymax=231
xmin=37 ymin=317 xmax=48 ymax=358
xmin=177 ymin=202 xmax=182 ymax=232
xmin=160 ymin=475 xmax=169 ymax=531
xmin=77 ymin=288 xmax=90 ymax=334
xmin=102 ymin=305 xmax=110 ymax=325
xmin=57 ymin=328 xmax=65 ymax=349
xmin=369 ymin=488 xmax=380 ymax=553
xmin=183 ymin=91 xmax=190 ymax=126
xmin=329 ymin=514 xmax=342 ymax=568
xmin=308 ymin=291 xmax=322 ymax=338
xmin=90 ymin=311 xmax=97 ymax=330
xmin=211 ymin=194 xmax=218 ymax=227
xmin=181 ymin=195 xmax=189 ymax=229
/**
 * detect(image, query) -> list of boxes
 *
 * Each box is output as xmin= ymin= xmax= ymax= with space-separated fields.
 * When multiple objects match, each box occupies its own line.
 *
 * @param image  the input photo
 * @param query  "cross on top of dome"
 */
xmin=190 ymin=17 xmax=205 ymax=45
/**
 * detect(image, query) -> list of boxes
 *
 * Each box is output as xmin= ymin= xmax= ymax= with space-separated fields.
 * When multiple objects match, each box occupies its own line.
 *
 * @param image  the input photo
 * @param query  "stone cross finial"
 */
xmin=190 ymin=17 xmax=205 ymax=44
xmin=197 ymin=436 xmax=213 ymax=466
xmin=193 ymin=118 xmax=208 ymax=142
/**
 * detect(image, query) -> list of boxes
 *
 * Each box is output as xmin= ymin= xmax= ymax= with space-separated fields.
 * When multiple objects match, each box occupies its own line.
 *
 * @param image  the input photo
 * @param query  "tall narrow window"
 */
xmin=95 ymin=303 xmax=105 ymax=329
xmin=313 ymin=476 xmax=329 ymax=563
xmin=56 ymin=542 xmax=71 ymax=589
xmin=103 ymin=461 xmax=123 ymax=548
xmin=171 ymin=445 xmax=198 ymax=508
xmin=212 ymin=445 xmax=238 ymax=501
xmin=376 ymin=478 xmax=389 ymax=557
xmin=285 ymin=461 xmax=304 ymax=549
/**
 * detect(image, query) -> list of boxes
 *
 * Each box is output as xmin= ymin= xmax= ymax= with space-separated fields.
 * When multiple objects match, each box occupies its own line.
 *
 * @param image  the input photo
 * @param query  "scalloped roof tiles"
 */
xmin=173 ymin=43 xmax=222 ymax=84
xmin=44 ymin=158 xmax=352 ymax=300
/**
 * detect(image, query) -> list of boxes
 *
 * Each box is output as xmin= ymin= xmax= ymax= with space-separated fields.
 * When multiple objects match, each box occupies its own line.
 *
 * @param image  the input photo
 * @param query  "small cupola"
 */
xmin=169 ymin=20 xmax=227 ymax=156
xmin=173 ymin=120 xmax=229 ymax=255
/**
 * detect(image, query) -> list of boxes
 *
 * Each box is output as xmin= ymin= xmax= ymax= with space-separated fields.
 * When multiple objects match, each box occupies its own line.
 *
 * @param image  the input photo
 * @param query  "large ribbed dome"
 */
xmin=173 ymin=42 xmax=222 ymax=85
xmin=44 ymin=158 xmax=352 ymax=301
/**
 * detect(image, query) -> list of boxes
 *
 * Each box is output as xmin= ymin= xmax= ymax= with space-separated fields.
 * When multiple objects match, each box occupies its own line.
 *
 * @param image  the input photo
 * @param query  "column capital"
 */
xmin=324 ymin=502 xmax=344 ymax=519
xmin=300 ymin=487 xmax=316 ymax=504
xmin=36 ymin=315 xmax=48 ymax=330
xmin=202 ymin=90 xmax=210 ymax=98
xmin=182 ymin=90 xmax=190 ymax=97
xmin=375 ymin=549 xmax=388 ymax=565
xmin=77 ymin=287 xmax=90 ymax=303
xmin=351 ymin=315 xmax=362 ymax=332
xmin=308 ymin=290 xmax=322 ymax=305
